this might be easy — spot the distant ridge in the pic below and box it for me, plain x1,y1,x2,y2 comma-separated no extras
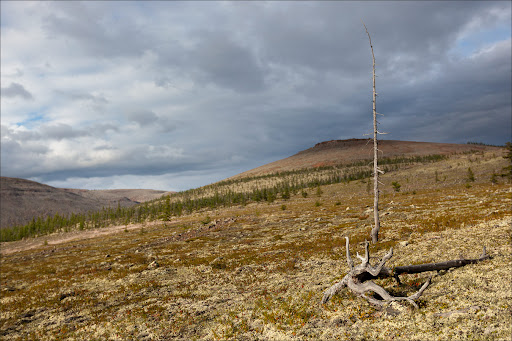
0,177,173,229
234,139,502,178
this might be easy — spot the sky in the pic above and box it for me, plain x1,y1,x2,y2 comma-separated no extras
1,1,511,192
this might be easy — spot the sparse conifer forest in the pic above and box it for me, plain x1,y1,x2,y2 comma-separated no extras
0,154,454,242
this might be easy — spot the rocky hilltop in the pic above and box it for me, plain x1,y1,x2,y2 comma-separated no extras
234,139,502,178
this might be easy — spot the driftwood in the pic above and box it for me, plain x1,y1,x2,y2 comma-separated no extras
322,237,491,308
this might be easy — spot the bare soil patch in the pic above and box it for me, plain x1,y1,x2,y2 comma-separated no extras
0,222,157,256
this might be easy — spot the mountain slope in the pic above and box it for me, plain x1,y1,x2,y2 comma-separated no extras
0,177,170,228
62,188,173,204
234,139,502,178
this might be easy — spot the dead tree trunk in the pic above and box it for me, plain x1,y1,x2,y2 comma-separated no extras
393,248,491,284
362,22,382,244
321,237,491,308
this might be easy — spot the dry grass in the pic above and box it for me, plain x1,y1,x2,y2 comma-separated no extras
1,151,511,340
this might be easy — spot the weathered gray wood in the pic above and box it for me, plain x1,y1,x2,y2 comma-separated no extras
321,240,491,308
393,247,491,283
362,21,381,244
322,238,430,307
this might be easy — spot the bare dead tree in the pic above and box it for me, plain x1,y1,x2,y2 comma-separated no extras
362,22,383,244
321,22,492,311
321,237,491,308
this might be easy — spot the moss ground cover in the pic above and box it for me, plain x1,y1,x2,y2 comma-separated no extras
1,151,511,340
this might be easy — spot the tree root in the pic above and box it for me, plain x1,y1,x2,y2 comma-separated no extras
321,237,491,308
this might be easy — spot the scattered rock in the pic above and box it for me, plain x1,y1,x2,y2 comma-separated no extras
20,310,35,319
148,261,159,269
330,316,349,326
99,262,112,271
399,241,409,247
235,266,249,274
384,305,402,317
59,292,76,301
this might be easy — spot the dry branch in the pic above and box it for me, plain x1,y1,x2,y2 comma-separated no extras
322,238,491,309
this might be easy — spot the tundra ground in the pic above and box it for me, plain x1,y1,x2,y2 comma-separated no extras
1,151,511,340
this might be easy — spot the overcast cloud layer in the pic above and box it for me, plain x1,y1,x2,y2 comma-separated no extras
1,1,511,191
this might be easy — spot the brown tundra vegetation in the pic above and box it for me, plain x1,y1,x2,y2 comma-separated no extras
1,146,511,340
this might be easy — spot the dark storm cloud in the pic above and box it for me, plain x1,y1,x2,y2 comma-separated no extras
125,110,159,127
29,145,210,184
39,123,90,141
189,32,265,92
42,1,151,59
230,2,485,75
0,130,50,179
124,110,176,133
1,82,33,99
377,38,511,144
1,1,510,190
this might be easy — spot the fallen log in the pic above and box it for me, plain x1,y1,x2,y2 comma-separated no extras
393,247,491,284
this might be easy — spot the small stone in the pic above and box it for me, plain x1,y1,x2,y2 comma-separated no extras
148,261,159,269
330,316,348,326
399,241,409,247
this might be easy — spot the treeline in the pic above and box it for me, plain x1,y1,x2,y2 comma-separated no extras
175,154,449,200
467,141,504,147
0,153,450,242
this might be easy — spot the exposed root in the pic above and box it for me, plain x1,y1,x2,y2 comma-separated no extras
322,237,430,307
322,237,491,309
